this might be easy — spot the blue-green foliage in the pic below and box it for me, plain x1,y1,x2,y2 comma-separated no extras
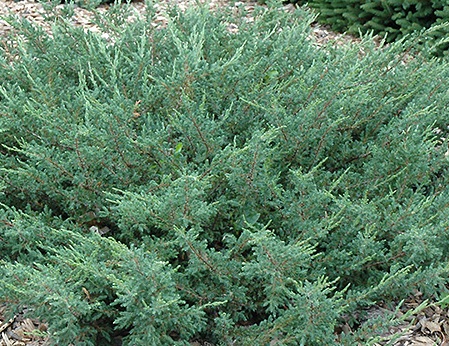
1,2,449,344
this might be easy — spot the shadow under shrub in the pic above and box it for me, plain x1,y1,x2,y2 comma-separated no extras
1,1,449,345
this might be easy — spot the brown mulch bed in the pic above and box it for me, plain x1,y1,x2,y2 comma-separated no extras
0,1,444,345
0,0,362,46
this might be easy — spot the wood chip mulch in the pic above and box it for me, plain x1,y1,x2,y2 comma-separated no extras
0,0,363,46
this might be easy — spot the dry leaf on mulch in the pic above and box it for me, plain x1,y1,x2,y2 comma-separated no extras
0,304,49,346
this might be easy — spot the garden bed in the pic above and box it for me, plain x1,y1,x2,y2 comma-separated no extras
1,1,448,345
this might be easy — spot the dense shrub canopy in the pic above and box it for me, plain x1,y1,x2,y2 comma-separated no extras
1,2,449,345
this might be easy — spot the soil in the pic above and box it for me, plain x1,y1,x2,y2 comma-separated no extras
0,1,445,345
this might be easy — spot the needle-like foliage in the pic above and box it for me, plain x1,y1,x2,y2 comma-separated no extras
1,1,449,345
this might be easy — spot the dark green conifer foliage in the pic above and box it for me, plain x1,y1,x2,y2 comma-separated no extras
294,0,449,56
2,1,449,345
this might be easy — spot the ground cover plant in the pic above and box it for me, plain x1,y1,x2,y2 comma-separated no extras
2,1,449,345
